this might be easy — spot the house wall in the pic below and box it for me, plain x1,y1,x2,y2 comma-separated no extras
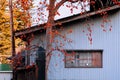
31,10,120,80
29,33,46,65
0,71,12,80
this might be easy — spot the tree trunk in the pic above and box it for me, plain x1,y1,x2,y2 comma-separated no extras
45,0,55,80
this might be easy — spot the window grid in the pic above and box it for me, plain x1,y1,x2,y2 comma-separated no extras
65,50,102,68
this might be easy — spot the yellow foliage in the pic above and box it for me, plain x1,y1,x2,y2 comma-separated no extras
0,0,31,63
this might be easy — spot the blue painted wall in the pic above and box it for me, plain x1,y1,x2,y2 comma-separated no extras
31,10,120,80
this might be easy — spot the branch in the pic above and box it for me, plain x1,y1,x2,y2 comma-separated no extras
54,0,67,12
54,0,81,14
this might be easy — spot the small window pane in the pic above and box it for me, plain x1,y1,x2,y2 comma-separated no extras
65,55,75,67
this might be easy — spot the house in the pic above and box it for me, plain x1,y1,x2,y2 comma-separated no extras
15,4,120,80
0,64,12,80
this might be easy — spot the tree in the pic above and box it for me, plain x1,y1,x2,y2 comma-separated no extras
18,0,88,79
44,0,87,79
14,0,118,80
0,0,31,63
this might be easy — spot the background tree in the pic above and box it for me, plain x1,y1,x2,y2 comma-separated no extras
0,0,31,63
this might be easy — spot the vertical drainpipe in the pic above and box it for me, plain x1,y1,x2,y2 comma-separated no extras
9,0,16,80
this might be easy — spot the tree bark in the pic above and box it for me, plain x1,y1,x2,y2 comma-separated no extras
45,0,55,80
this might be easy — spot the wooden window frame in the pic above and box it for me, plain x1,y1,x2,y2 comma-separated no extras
65,49,103,68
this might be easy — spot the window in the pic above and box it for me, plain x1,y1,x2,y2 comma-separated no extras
65,50,103,68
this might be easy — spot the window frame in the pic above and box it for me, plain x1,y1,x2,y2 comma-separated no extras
64,49,103,68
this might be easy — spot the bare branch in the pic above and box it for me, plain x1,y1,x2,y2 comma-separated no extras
54,0,67,13
54,0,81,14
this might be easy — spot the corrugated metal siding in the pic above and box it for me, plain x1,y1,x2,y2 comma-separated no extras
31,10,120,80
48,10,120,80
0,72,12,80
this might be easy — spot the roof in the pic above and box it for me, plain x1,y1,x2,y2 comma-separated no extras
15,5,120,37
0,64,12,72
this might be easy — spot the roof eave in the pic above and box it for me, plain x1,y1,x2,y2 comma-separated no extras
15,5,120,37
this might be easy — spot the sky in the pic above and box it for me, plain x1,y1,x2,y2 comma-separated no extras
31,0,90,26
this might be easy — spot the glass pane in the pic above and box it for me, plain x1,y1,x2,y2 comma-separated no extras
77,52,92,67
66,55,76,67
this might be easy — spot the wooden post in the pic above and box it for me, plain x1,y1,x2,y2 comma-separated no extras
9,0,15,57
9,0,16,80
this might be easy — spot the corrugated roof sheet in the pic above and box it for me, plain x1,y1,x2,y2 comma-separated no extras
0,64,12,71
